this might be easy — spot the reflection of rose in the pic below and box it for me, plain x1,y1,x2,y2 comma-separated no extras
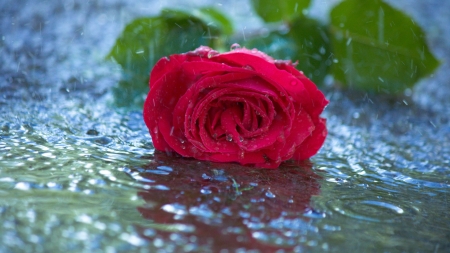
143,45,328,168
135,153,320,250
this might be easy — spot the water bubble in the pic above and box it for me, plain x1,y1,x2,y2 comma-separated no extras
162,203,187,215
200,188,212,194
265,189,276,198
230,43,241,50
86,129,99,135
15,182,30,190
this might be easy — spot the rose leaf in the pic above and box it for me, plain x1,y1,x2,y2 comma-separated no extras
329,0,440,93
250,0,311,23
240,16,331,85
106,8,227,107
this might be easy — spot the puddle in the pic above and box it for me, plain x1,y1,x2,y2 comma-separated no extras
1,0,449,252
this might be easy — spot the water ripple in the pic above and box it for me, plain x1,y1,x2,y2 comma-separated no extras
323,195,419,223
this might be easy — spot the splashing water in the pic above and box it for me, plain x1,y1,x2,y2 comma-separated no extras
0,0,449,252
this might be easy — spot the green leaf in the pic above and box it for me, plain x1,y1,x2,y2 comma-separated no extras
106,8,228,107
251,0,311,23
240,16,331,85
329,0,440,93
192,7,234,35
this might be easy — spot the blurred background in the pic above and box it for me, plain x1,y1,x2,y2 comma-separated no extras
1,0,449,252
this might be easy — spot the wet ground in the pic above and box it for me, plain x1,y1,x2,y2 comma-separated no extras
1,0,449,252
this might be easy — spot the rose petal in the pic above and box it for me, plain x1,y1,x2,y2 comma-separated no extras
275,61,329,117
144,46,328,168
220,47,275,64
292,117,327,160
264,109,315,162
214,52,323,112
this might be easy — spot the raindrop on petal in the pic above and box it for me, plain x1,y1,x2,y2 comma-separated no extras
230,43,241,50
242,65,254,71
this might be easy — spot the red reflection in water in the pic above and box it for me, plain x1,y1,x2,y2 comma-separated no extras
135,152,321,251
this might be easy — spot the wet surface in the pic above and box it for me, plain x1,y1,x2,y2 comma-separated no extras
1,0,450,252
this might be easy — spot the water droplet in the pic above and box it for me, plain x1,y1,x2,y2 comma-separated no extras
226,134,233,142
230,43,241,50
319,47,326,54
156,166,173,172
304,209,326,218
86,129,99,136
207,51,218,59
162,203,187,215
290,80,297,86
265,190,276,198
239,136,244,142
15,182,30,191
346,37,352,46
200,188,212,194
242,65,254,70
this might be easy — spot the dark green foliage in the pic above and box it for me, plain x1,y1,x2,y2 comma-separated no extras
107,8,231,107
329,0,440,93
250,0,311,23
241,16,331,84
107,0,440,107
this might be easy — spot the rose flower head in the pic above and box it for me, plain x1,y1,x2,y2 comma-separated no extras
143,45,328,168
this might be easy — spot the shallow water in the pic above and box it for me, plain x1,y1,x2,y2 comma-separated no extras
1,0,450,252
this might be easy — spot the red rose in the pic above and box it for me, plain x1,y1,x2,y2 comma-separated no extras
143,45,328,168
